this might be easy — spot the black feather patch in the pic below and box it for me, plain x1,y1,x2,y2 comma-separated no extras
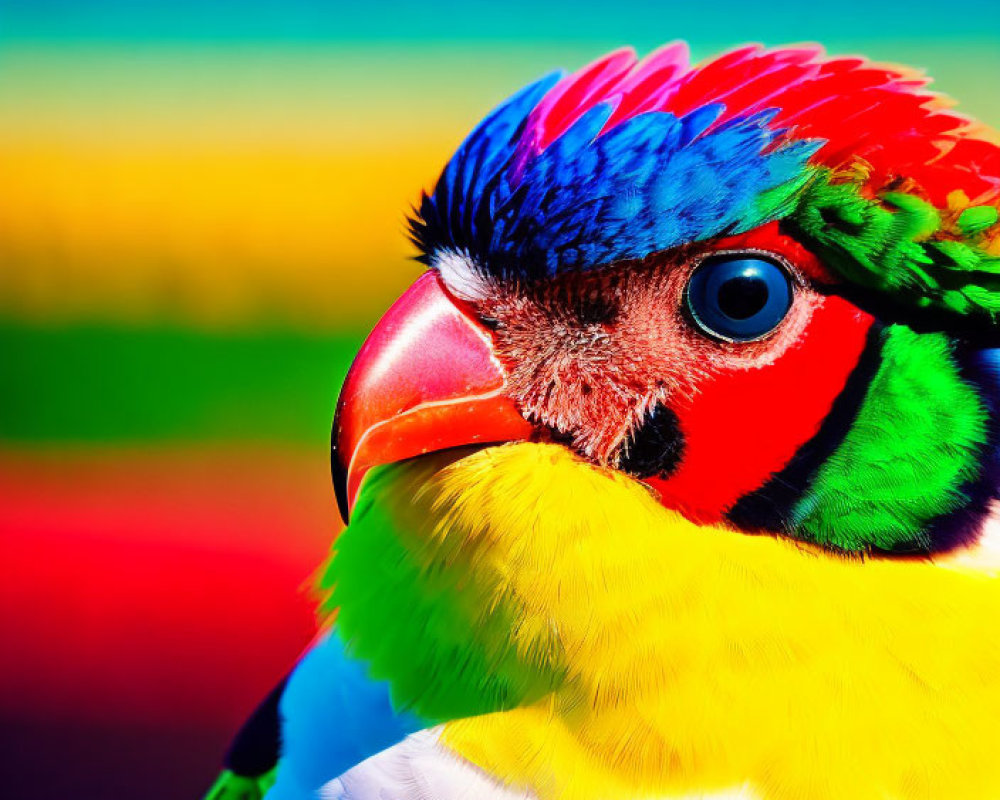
224,675,288,778
619,403,684,480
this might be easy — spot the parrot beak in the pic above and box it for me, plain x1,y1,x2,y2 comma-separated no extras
331,271,533,523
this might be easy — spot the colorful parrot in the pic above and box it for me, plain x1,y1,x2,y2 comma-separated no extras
206,42,1000,800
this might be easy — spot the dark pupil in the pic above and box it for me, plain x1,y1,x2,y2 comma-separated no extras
717,276,769,320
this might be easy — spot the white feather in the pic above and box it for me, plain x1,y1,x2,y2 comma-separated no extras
432,249,491,302
318,727,761,800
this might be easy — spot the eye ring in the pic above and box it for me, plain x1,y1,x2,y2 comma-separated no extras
684,251,795,343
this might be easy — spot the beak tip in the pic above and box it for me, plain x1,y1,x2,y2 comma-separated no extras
331,442,351,526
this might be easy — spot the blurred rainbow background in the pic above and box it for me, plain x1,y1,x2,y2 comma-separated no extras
1,2,998,797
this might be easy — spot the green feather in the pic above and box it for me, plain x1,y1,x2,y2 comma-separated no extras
790,325,987,553
959,205,1000,237
320,459,563,722
752,169,815,224
787,170,1000,324
203,768,275,800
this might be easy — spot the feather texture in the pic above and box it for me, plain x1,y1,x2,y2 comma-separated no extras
410,45,1000,319
323,443,1000,800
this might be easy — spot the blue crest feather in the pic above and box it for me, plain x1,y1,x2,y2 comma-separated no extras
411,80,819,280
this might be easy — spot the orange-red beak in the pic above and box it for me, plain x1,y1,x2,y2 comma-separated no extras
331,271,533,523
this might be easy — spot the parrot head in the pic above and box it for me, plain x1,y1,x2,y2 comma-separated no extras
332,43,1000,557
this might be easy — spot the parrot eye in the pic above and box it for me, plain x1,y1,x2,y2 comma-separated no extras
684,254,794,342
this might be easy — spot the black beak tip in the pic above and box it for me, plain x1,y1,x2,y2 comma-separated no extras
331,439,350,526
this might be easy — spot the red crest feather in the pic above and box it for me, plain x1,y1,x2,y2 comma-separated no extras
521,44,1000,208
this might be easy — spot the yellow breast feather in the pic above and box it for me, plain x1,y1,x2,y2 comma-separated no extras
398,442,1000,800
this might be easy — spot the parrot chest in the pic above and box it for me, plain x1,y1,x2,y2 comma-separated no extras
433,506,1000,800
331,446,1000,800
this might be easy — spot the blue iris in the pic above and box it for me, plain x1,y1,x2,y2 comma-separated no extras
685,255,793,342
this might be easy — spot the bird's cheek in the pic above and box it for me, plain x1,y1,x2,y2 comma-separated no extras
646,295,876,523
331,272,534,523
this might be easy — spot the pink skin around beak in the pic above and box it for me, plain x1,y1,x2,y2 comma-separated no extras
331,271,534,523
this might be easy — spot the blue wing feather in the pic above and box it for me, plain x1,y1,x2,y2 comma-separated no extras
265,631,423,799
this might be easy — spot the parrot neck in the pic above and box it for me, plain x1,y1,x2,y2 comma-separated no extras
732,324,999,554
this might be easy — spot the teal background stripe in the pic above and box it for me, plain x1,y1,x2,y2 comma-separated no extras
3,0,999,44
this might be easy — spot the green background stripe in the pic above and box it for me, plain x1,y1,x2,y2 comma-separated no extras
0,323,359,443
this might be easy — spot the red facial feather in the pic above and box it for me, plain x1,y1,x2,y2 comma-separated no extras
648,295,873,523
474,223,874,523
649,226,872,522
